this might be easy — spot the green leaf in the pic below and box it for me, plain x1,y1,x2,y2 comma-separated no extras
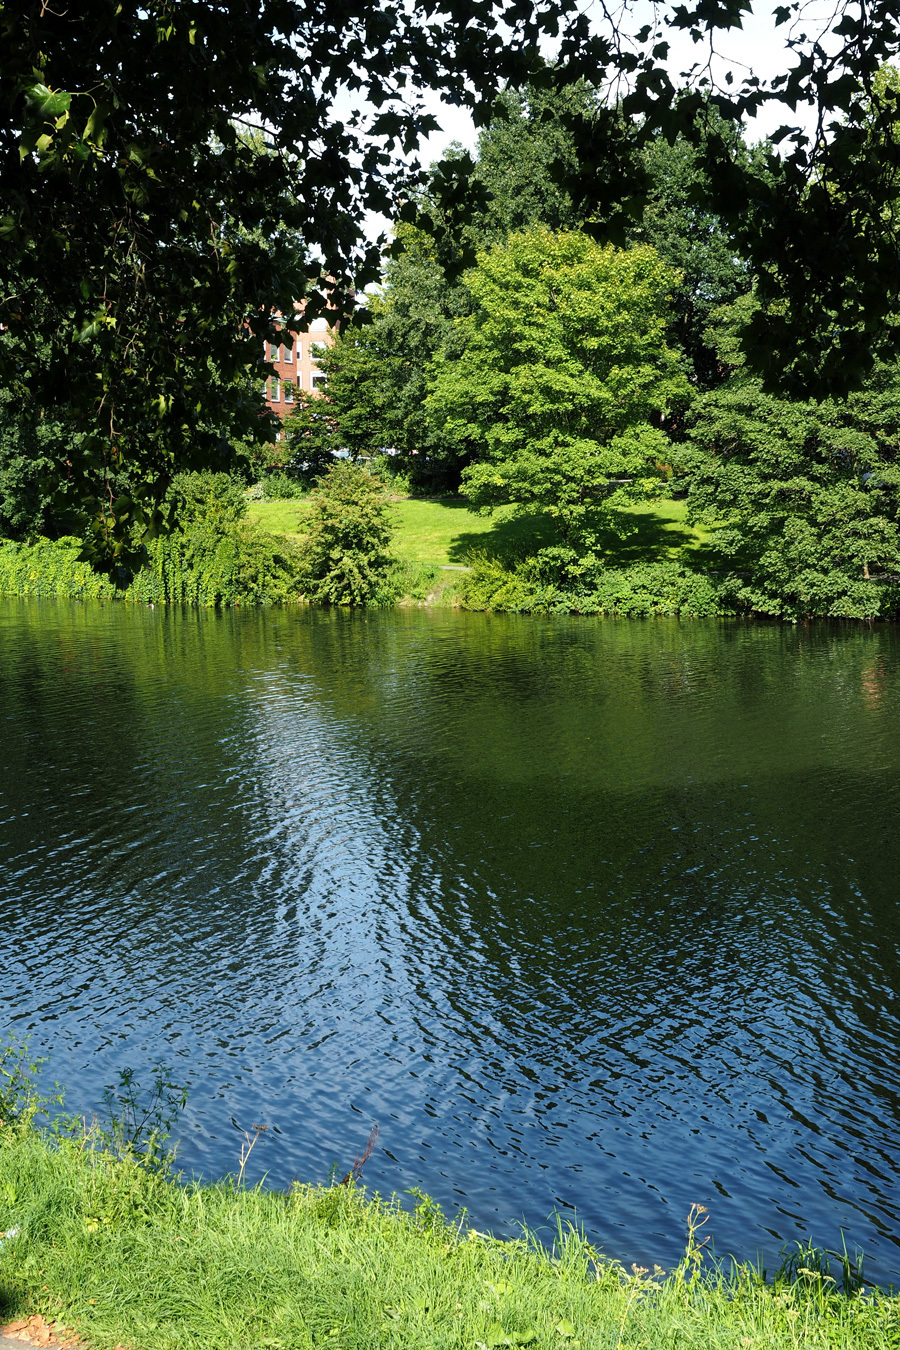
83,103,109,146
24,84,72,119
484,1324,537,1347
555,1319,577,1339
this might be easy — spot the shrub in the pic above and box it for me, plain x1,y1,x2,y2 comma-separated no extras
458,550,564,613
165,471,248,530
370,454,413,496
297,461,396,605
0,537,117,599
126,472,298,605
0,474,302,607
459,553,728,617
591,561,726,617
129,525,300,606
256,471,308,500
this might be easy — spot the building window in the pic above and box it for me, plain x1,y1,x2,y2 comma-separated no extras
294,341,302,362
269,377,281,402
310,371,327,392
283,380,294,403
310,341,328,362
268,341,280,361
283,340,294,363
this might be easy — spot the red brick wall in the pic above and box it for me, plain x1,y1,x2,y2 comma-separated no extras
264,310,336,430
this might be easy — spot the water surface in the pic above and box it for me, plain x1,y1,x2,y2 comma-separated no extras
2,600,899,1281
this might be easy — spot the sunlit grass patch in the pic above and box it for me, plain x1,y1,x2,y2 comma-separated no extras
0,1131,896,1350
248,494,718,572
246,497,312,539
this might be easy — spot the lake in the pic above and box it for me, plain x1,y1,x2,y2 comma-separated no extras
2,599,900,1283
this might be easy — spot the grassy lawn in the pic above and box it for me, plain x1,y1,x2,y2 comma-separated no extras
248,498,311,540
249,495,718,569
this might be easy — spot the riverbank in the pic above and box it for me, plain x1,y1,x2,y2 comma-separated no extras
0,487,895,618
0,1125,895,1350
249,494,729,615
0,493,728,615
247,493,713,571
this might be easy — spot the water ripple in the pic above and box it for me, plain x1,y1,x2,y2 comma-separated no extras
2,602,900,1280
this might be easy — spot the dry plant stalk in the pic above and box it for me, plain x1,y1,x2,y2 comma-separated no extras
340,1124,380,1185
233,1121,268,1189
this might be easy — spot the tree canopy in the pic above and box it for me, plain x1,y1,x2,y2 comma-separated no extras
427,228,689,551
314,90,753,494
5,0,900,558
679,300,900,619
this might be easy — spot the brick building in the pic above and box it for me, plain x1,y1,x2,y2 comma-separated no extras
264,307,337,431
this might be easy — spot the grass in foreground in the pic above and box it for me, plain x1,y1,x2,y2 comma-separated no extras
0,1126,897,1350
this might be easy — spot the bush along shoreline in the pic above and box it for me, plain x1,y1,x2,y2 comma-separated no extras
0,1047,896,1350
0,469,304,608
0,528,303,609
0,468,447,611
456,554,729,618
0,534,704,614
6,529,897,619
3,466,900,618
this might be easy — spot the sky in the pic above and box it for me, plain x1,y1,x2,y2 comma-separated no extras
415,0,835,165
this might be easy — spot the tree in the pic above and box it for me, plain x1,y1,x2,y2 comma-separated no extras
0,388,77,538
426,228,690,558
283,392,344,487
681,301,900,618
5,0,900,564
317,87,597,489
322,91,753,482
297,460,396,604
470,85,593,240
409,84,603,276
632,123,756,387
401,39,900,399
318,225,474,491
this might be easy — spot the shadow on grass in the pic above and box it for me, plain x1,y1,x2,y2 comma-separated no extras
592,509,725,567
445,499,724,569
0,1282,20,1324
446,508,558,565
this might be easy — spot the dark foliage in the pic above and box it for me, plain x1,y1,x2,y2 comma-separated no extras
681,303,900,618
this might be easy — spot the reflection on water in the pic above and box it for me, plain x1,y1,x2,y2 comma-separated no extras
2,600,900,1280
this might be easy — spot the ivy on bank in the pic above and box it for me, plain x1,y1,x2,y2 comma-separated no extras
0,530,301,608
0,469,406,609
0,536,118,601
0,473,301,607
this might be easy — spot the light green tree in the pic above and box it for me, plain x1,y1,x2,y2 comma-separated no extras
426,228,690,565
